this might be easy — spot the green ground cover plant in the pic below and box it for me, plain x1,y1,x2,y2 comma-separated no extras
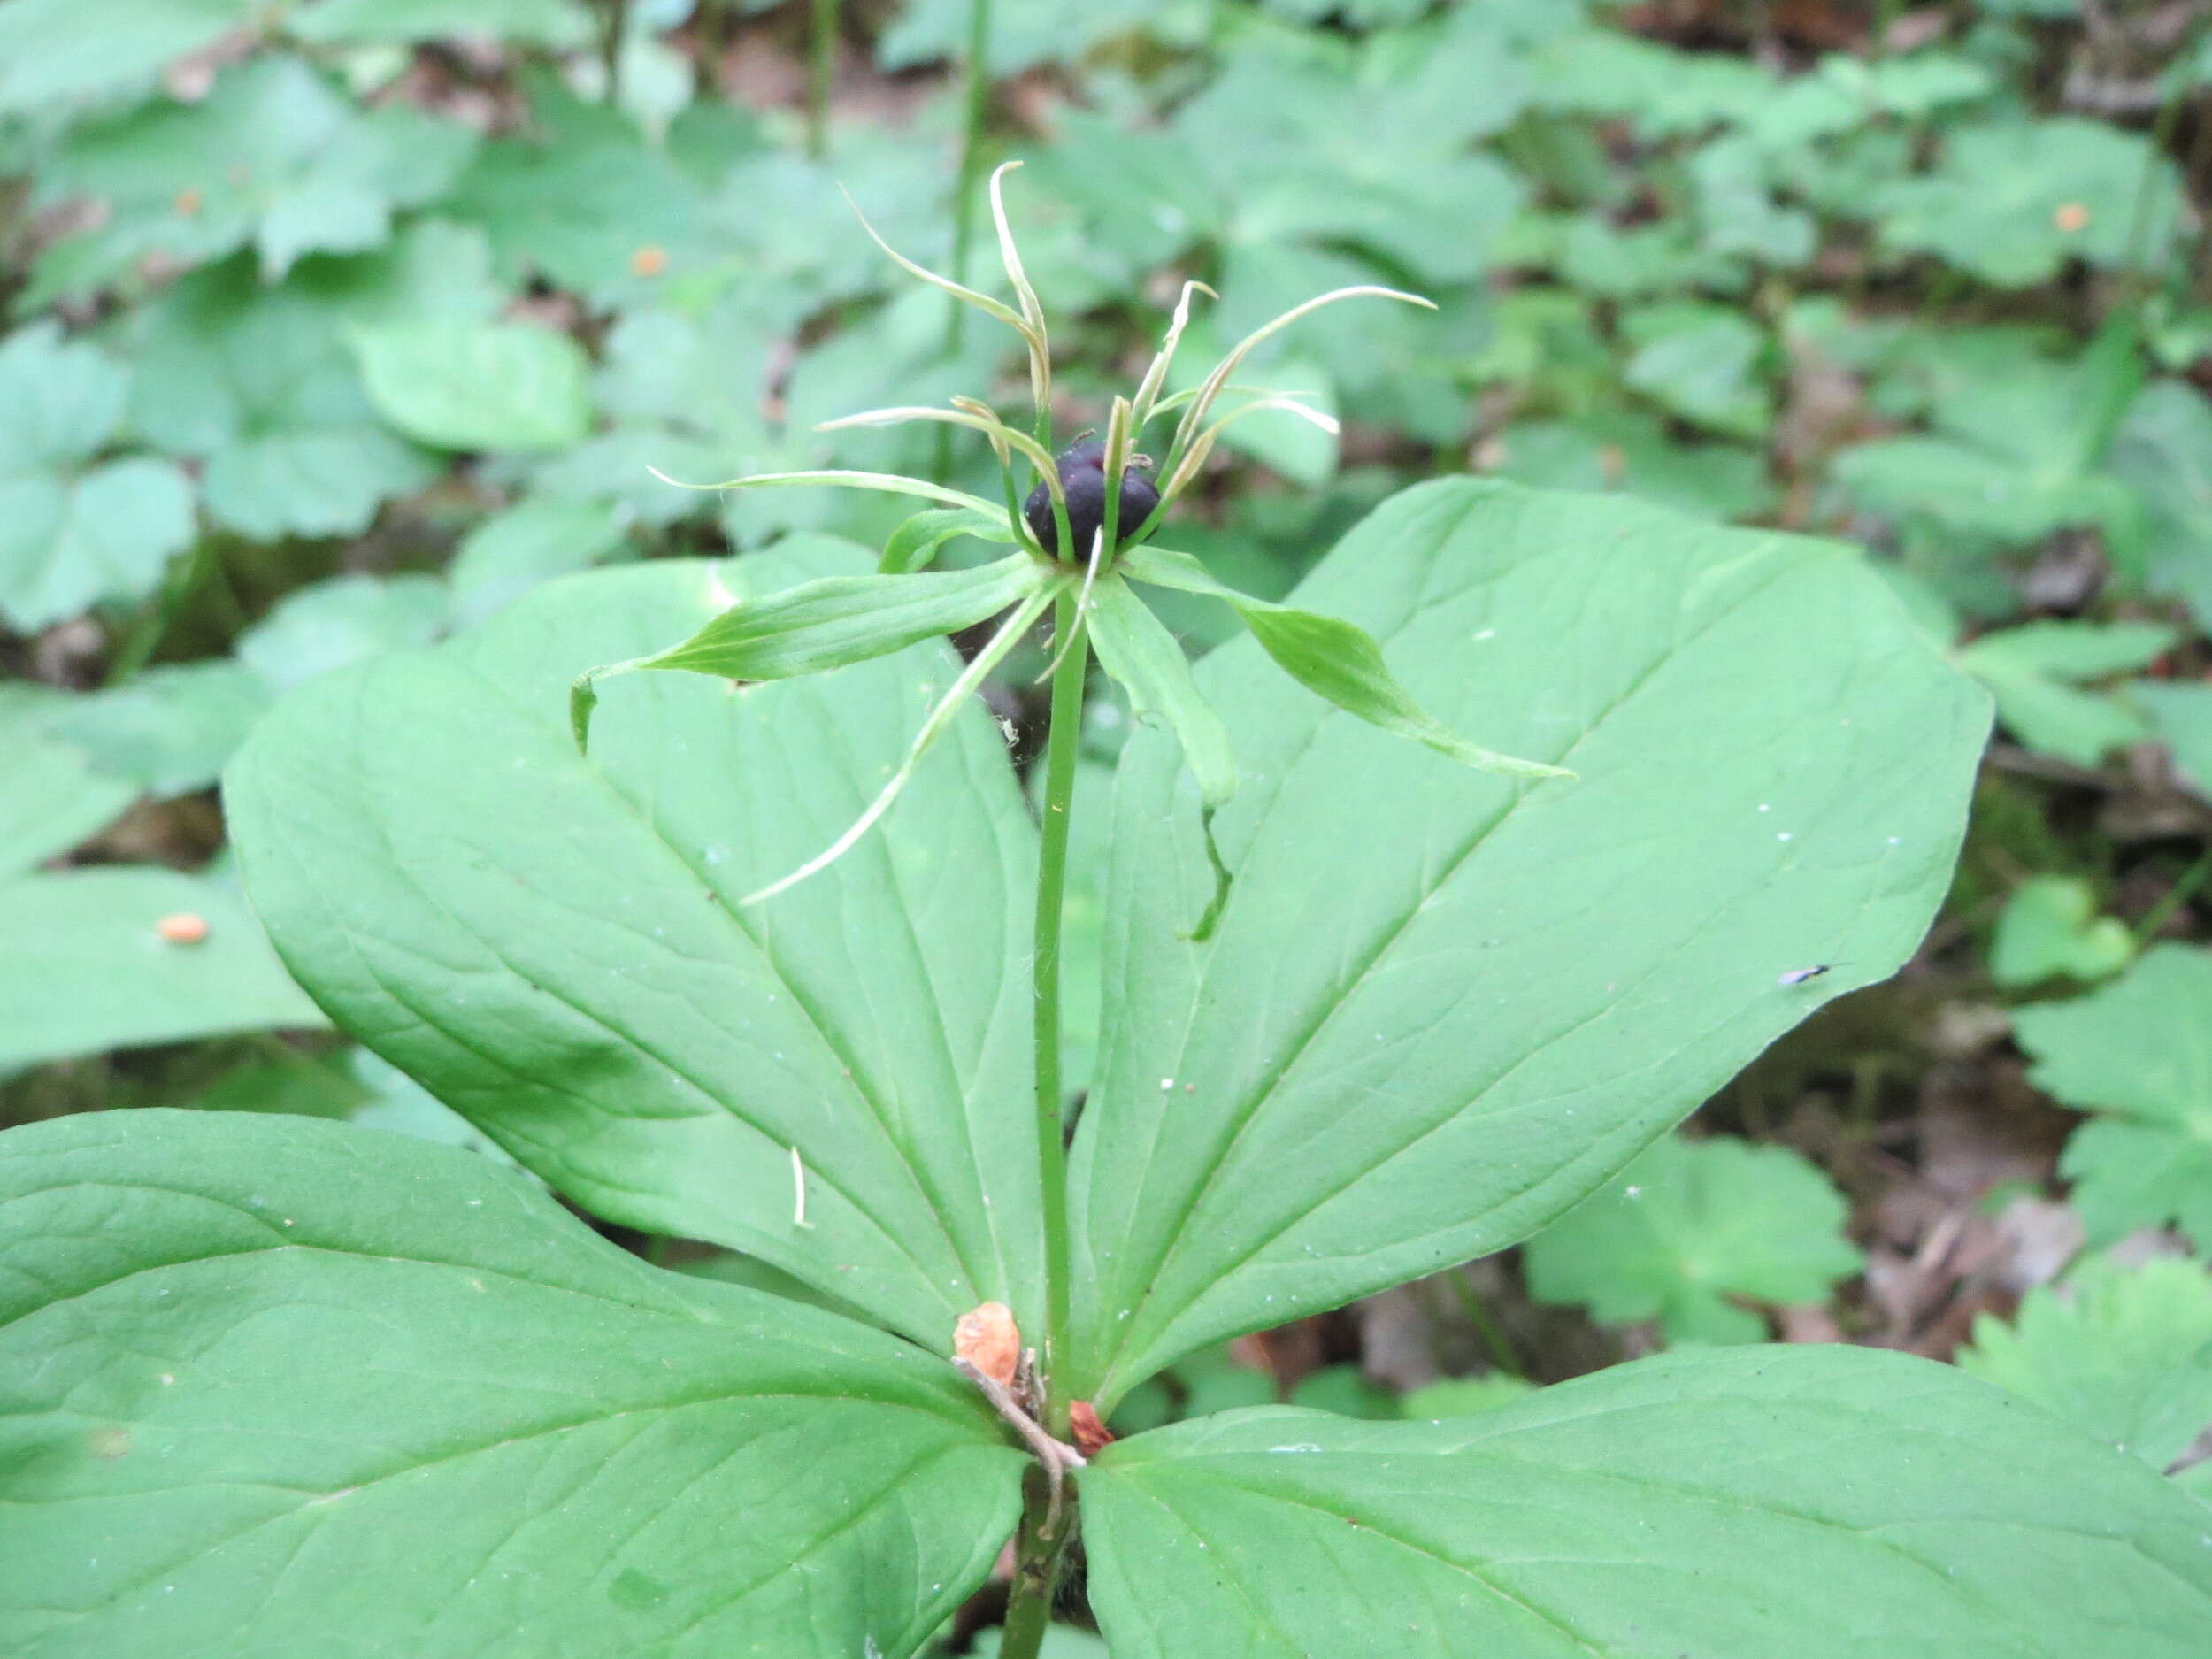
5,2,2212,1652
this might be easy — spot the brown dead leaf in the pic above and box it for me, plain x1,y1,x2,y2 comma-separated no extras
953,1301,1020,1387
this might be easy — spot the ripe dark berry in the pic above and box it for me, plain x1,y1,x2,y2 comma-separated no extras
1024,442,1160,557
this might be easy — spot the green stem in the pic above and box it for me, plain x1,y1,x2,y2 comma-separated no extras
598,0,629,104
105,538,212,685
1032,588,1087,1434
998,1467,1078,1659
2133,847,2212,945
930,0,995,483
807,0,836,160
1442,1267,1524,1379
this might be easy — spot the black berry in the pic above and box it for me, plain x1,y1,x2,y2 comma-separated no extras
1025,442,1160,557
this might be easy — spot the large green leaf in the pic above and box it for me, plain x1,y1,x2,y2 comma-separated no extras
0,1110,1022,1658
1066,480,1985,1403
0,868,323,1073
225,538,1045,1353
1082,1344,2212,1658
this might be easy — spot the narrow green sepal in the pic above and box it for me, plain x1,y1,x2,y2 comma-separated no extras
1086,576,1237,810
638,555,1047,683
1121,544,1575,784
881,505,1016,574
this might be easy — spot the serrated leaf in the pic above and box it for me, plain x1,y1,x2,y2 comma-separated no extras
0,325,196,631
127,257,439,540
0,1110,1022,1658
1086,577,1238,810
1524,1133,1862,1344
1067,480,1985,1405
350,318,593,453
1990,874,2135,988
1959,1252,2212,1473
225,538,1046,1354
0,868,323,1073
30,56,475,296
1084,1345,2212,1658
2015,944,2212,1253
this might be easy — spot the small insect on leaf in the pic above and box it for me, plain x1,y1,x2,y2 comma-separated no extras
154,912,211,945
953,1301,1021,1387
1778,964,1832,987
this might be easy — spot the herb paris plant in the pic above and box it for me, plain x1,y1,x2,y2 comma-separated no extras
5,177,2212,1659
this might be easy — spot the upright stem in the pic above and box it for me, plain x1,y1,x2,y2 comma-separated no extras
931,0,995,483
1032,588,1087,1436
807,0,836,160
998,1466,1078,1659
598,0,629,103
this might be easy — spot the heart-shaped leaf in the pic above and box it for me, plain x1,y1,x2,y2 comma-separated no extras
225,537,1045,1352
1066,480,1986,1403
1082,1344,2212,1658
0,1110,1021,1658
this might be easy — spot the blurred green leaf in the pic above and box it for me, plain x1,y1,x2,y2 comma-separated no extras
44,660,272,797
31,57,474,299
1958,1252,2212,1474
0,868,323,1073
350,319,594,453
1956,621,2174,766
2111,381,2212,631
1621,303,1775,441
1525,1133,1863,1344
127,258,439,539
0,324,195,631
1399,1373,1536,1418
2136,680,2212,801
1288,1363,1399,1420
449,497,632,624
1878,119,2184,287
235,572,451,692
0,0,250,115
289,0,591,47
1990,874,2134,989
0,688,137,878
2015,945,2212,1253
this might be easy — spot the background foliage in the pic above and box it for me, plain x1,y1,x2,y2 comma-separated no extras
4,0,2212,1635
